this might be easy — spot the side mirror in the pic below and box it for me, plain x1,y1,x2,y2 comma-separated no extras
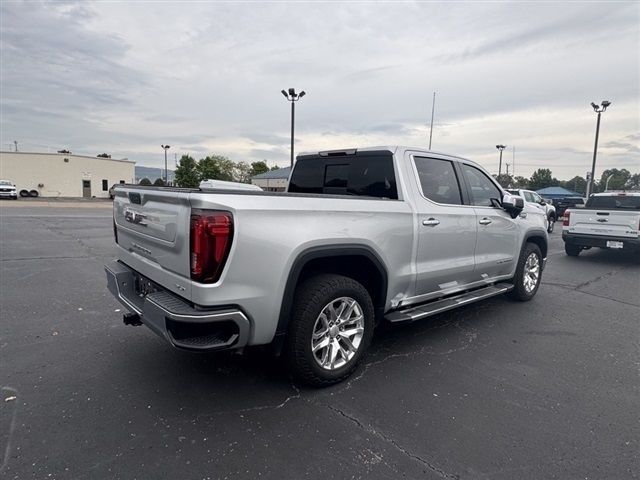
502,193,524,218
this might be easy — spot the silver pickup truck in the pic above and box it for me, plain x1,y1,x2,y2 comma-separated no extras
105,146,548,385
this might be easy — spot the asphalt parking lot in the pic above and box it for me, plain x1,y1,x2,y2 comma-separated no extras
1,201,638,479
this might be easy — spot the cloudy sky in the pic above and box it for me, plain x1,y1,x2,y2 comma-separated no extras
1,1,638,179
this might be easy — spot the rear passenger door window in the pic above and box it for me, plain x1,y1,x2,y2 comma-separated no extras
413,157,462,205
460,164,502,207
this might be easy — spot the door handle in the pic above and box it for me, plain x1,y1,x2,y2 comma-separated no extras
422,218,440,226
479,218,492,225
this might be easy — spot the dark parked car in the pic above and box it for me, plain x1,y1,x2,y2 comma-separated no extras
552,197,585,217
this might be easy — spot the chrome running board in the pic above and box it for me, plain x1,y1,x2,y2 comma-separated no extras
385,283,513,323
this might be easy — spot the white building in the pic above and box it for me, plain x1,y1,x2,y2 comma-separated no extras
250,167,291,192
0,151,135,198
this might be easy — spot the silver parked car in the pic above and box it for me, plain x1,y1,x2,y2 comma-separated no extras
106,146,548,386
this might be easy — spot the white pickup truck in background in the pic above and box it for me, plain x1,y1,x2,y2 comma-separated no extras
562,191,640,258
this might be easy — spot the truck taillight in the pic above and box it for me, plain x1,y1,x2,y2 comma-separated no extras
190,209,233,283
563,211,570,226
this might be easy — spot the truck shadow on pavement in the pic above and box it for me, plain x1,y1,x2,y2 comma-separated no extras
112,297,505,414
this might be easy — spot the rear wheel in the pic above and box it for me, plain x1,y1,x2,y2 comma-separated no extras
285,274,374,387
565,243,581,257
508,243,543,301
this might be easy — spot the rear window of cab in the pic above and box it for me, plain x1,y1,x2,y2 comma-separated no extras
289,151,398,199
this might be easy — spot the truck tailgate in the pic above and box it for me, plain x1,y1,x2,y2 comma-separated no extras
567,210,639,238
114,187,193,296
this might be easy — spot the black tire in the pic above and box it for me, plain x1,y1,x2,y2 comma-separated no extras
508,242,543,302
29,190,39,197
547,215,555,233
285,274,374,387
19,190,29,197
565,243,581,257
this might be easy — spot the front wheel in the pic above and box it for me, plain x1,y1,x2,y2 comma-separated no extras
547,215,555,233
285,274,374,387
508,243,543,302
565,243,581,257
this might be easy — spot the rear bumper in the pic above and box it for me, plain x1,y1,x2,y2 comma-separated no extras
562,232,640,250
105,261,251,351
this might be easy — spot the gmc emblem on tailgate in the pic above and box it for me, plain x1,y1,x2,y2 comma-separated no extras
124,208,147,226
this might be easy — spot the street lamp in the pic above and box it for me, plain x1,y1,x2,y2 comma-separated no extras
587,100,611,197
604,173,614,192
496,144,507,176
281,88,306,168
161,144,171,184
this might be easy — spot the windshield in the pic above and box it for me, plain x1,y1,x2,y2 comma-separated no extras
586,195,640,210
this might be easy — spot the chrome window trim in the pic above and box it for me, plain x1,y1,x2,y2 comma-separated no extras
408,153,467,208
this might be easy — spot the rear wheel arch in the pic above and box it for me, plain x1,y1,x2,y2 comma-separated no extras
276,245,388,336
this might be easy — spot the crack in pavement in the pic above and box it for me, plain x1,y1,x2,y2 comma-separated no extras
334,321,479,393
319,402,460,480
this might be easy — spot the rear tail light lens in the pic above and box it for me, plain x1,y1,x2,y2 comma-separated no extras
563,211,570,226
190,209,234,283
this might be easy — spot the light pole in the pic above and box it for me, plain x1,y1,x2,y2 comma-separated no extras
587,100,611,197
161,144,170,184
496,144,506,177
428,91,436,150
604,174,614,192
281,88,306,168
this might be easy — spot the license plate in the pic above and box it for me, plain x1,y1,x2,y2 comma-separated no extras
606,241,624,249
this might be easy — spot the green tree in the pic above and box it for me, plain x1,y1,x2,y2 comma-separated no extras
627,173,640,190
598,168,631,192
528,168,555,191
270,165,282,171
153,178,166,186
216,156,237,182
495,173,513,188
235,161,252,183
563,175,587,195
513,176,529,188
174,155,200,188
139,178,152,186
197,155,236,182
250,161,270,178
197,156,222,181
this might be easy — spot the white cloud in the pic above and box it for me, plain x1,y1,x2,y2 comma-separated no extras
1,1,638,179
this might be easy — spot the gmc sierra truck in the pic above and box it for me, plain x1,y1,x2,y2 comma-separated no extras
105,147,548,386
562,191,640,257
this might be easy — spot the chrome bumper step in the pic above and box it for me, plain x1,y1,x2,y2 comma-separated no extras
385,283,513,323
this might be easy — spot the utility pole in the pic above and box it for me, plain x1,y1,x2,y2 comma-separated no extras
587,100,611,197
428,91,436,150
505,163,510,177
496,144,506,176
281,88,306,168
13,140,18,152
